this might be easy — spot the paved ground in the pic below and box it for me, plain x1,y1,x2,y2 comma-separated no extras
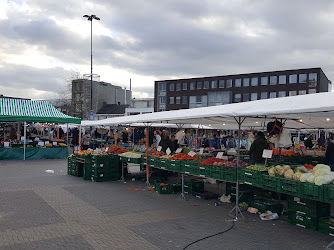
0,159,332,249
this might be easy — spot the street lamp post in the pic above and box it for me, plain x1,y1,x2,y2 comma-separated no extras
83,14,100,120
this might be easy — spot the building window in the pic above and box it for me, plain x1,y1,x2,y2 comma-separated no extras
251,93,257,101
182,96,187,104
261,76,268,86
289,90,297,96
158,82,167,111
278,91,286,97
176,83,181,91
169,83,175,91
260,92,268,99
299,90,307,95
208,92,232,106
211,80,217,88
289,74,297,84
279,75,286,84
204,81,209,89
299,74,307,83
270,76,277,85
189,95,208,108
243,93,249,102
234,93,241,103
235,79,241,87
197,82,202,89
251,77,258,86
219,80,224,88
243,78,250,87
309,73,317,87
169,97,174,104
176,96,181,104
183,82,187,90
226,79,232,88
190,82,195,90
269,92,277,98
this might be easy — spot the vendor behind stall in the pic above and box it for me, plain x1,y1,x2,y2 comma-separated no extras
249,131,269,163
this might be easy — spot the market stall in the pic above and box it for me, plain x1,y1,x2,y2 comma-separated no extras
0,98,81,160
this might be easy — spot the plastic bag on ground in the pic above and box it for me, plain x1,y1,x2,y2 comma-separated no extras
260,211,279,220
45,170,54,174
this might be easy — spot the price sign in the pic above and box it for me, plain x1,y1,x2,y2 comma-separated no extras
53,142,57,146
105,147,109,152
176,148,182,153
199,148,204,155
166,148,171,155
45,141,49,145
4,142,9,148
188,151,196,157
38,141,45,147
216,152,224,159
262,149,273,159
157,146,162,152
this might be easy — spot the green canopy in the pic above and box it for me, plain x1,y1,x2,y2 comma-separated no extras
0,98,81,124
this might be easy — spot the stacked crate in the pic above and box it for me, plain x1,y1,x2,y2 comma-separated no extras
226,183,254,203
91,155,120,182
67,155,83,177
183,180,204,195
287,196,330,231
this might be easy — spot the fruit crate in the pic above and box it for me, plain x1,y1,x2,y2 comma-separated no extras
155,183,174,194
238,167,263,187
301,182,323,201
183,162,198,175
184,180,204,195
280,178,301,196
288,211,318,231
261,175,282,192
222,166,237,182
158,158,167,169
198,165,211,178
322,184,334,203
248,199,284,215
318,217,334,236
210,165,223,180
147,156,155,167
166,159,181,172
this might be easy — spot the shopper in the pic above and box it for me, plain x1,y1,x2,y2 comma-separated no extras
82,131,91,150
326,134,334,171
249,131,270,163
71,127,79,153
170,134,179,153
305,134,314,149
159,130,172,153
155,130,161,148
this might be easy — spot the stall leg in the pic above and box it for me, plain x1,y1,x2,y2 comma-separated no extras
120,162,125,182
144,126,151,189
23,121,26,160
179,173,186,200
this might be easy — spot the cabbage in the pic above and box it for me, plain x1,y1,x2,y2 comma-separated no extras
313,164,331,172
315,175,334,186
314,169,331,177
300,173,313,182
307,175,315,183
293,171,303,181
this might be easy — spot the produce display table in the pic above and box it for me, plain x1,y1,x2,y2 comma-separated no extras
0,147,68,160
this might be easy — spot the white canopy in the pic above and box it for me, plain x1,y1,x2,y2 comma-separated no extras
81,92,334,129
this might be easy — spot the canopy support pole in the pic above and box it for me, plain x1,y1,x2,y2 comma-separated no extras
144,126,151,188
179,173,186,200
229,117,246,222
18,122,20,140
66,123,69,154
57,123,59,139
23,121,26,161
42,124,44,137
78,125,81,153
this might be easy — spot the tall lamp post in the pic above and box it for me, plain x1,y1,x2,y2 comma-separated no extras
83,14,100,120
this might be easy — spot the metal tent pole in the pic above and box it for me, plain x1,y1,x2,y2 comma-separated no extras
67,123,69,154
144,125,151,189
179,173,186,200
23,121,26,160
228,117,245,221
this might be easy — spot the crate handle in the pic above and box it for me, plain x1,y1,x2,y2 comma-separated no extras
199,167,205,169
330,233,334,236
245,173,253,176
296,201,306,206
296,211,306,215
185,171,190,174
330,226,334,230
245,182,253,185
296,224,305,228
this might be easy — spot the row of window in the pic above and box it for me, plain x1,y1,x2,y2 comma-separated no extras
168,89,317,106
168,73,318,91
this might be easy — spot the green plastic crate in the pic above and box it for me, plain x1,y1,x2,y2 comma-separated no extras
288,200,330,218
155,183,174,194
288,211,318,231
319,217,334,236
222,166,237,182
183,162,199,175
184,180,204,195
209,165,223,180
280,178,301,196
238,167,263,187
198,165,211,178
301,182,323,201
261,175,282,192
167,159,181,172
323,184,334,203
248,199,284,215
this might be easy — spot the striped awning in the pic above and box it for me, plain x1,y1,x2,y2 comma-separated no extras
0,98,81,124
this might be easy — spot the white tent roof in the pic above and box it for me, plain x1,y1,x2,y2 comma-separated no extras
81,92,334,129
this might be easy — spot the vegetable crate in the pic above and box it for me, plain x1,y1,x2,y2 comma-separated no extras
166,159,181,172
288,197,330,218
210,165,223,180
198,165,211,178
301,182,323,201
248,199,284,215
288,211,318,231
261,175,282,192
318,217,334,236
155,183,174,194
222,167,237,182
183,162,199,176
120,156,142,164
158,159,167,170
280,178,302,196
184,180,204,195
238,167,262,187
147,157,156,167
322,184,334,203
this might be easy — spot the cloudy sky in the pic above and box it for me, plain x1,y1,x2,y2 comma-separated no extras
1,0,334,100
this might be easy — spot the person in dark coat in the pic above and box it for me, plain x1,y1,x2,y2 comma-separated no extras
159,131,172,153
71,128,79,153
249,131,269,163
122,130,128,143
170,134,179,153
326,135,334,171
305,134,314,149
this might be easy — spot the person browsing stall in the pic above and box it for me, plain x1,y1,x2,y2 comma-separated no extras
249,131,270,163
